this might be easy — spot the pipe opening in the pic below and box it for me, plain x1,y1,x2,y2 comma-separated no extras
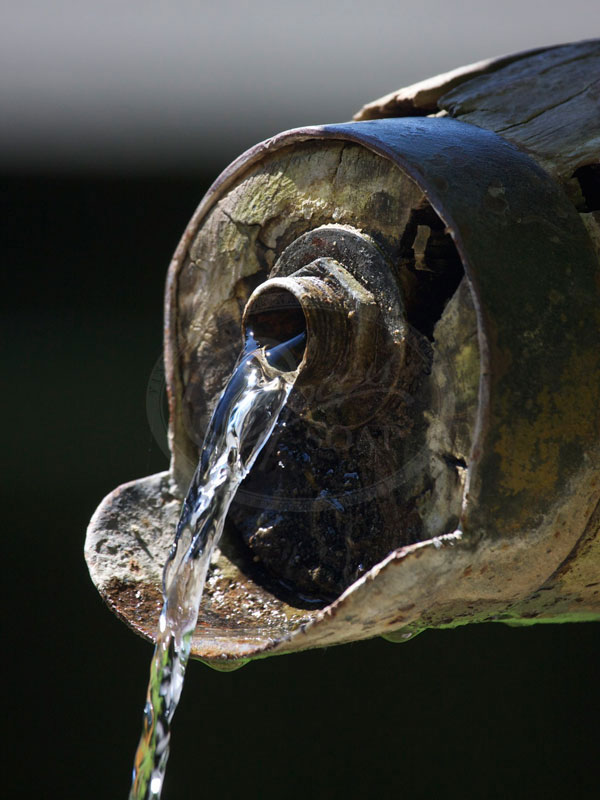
244,287,307,371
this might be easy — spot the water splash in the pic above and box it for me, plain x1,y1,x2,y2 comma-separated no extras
129,330,305,799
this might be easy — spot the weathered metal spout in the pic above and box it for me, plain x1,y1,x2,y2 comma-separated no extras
244,260,373,382
241,247,412,429
86,41,600,669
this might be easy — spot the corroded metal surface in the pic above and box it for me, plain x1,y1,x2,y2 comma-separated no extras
355,40,600,187
308,117,600,543
86,113,599,668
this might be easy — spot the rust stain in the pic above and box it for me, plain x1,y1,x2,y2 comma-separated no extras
494,347,599,497
104,578,163,641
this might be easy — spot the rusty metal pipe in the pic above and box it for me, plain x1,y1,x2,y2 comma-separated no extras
241,258,388,405
86,43,600,668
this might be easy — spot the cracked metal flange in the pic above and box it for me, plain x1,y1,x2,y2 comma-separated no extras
86,116,599,669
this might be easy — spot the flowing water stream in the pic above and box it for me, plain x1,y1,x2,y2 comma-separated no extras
128,329,306,800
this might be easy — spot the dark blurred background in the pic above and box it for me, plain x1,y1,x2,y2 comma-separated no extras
3,2,599,798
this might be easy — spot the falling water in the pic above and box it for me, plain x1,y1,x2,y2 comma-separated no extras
128,329,306,800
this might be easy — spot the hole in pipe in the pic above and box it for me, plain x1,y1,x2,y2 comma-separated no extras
245,288,307,371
